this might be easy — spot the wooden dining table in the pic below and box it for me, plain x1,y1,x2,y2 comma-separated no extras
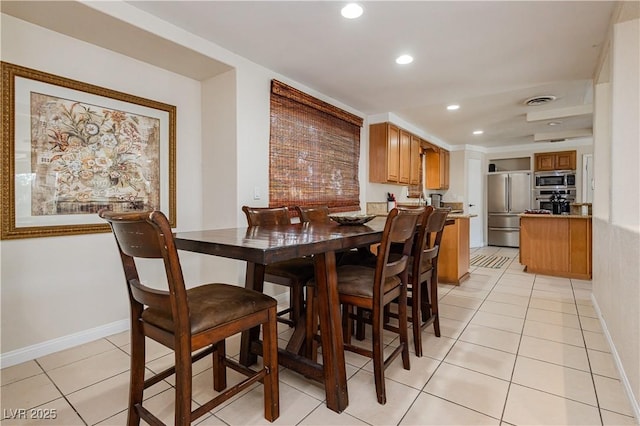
174,217,387,413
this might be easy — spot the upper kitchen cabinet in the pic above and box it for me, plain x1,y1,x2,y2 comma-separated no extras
409,135,421,185
425,147,450,190
369,122,420,185
534,150,577,171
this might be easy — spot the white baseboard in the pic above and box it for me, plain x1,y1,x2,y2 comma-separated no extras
591,294,640,420
1,292,291,370
0,319,129,369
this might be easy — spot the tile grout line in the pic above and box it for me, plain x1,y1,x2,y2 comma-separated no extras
498,264,542,425
399,254,515,424
33,358,90,426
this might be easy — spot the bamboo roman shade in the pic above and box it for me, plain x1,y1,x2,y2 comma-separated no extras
269,80,363,213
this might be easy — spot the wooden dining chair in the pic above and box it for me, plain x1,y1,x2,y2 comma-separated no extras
384,207,450,355
99,210,279,425
309,207,423,404
242,206,315,327
414,207,450,342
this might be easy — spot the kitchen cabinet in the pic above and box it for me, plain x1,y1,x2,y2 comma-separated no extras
438,216,470,285
369,123,399,182
399,129,411,184
369,122,420,185
519,214,591,279
409,135,421,185
425,147,450,190
534,150,577,171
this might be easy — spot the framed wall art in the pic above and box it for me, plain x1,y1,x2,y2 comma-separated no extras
1,62,176,239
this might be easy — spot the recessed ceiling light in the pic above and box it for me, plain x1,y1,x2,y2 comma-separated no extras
447,104,460,111
395,54,413,65
341,3,363,19
473,130,484,135
548,121,562,126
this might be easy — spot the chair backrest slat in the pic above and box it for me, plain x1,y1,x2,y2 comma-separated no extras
375,208,424,295
295,205,331,224
242,206,292,226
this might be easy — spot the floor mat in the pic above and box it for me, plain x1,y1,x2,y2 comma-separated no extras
470,255,511,269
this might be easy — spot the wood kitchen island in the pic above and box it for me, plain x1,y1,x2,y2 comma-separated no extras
439,214,471,285
519,214,592,279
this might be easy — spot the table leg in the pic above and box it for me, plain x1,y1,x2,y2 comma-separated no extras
240,262,265,366
314,251,349,412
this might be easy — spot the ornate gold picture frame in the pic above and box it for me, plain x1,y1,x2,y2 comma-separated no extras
1,62,176,239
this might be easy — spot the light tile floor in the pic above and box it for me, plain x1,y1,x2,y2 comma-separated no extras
1,247,638,425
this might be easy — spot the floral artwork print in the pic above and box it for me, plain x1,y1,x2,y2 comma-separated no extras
30,92,160,215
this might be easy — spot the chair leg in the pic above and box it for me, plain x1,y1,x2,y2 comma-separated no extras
420,279,431,322
262,307,280,422
213,340,226,392
305,287,318,361
291,285,304,326
398,284,411,370
430,277,440,337
355,307,366,340
371,305,386,405
174,346,193,425
127,325,145,426
411,280,423,357
342,304,353,345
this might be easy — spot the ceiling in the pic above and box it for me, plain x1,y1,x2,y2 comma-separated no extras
4,1,617,149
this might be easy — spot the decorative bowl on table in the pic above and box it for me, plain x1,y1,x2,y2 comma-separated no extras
329,214,377,226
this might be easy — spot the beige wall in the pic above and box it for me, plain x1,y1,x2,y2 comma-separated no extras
592,5,640,416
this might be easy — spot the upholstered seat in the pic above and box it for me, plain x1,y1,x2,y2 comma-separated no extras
333,266,402,298
141,284,276,335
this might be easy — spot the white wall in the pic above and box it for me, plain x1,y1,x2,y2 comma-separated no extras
592,13,640,416
0,9,369,364
0,14,203,356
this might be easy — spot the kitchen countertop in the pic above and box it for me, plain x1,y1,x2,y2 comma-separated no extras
366,202,476,218
520,213,592,219
448,213,477,219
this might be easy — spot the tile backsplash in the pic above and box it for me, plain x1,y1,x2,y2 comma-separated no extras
366,202,388,215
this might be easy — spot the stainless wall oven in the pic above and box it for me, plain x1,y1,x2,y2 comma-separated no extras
535,170,576,189
535,189,576,214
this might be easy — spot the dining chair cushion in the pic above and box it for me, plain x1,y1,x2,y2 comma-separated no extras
142,284,276,335
314,265,401,298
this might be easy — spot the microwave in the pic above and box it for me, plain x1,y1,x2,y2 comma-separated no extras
535,170,576,189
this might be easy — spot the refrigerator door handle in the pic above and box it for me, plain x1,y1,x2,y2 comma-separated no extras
507,175,511,212
505,176,510,212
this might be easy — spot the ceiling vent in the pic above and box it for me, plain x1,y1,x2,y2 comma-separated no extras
524,95,557,106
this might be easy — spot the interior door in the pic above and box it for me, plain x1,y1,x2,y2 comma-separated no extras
467,158,483,247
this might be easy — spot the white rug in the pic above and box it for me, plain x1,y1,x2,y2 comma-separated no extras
470,255,511,269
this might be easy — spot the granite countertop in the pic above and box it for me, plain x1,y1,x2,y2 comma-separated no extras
366,202,476,219
448,213,477,219
520,213,592,219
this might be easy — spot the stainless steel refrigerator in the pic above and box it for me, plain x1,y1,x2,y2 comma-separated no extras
488,172,531,247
